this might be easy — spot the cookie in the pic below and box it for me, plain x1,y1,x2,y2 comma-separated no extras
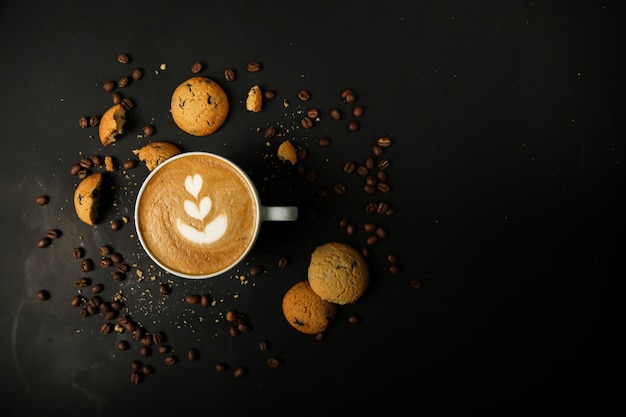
170,76,229,136
307,242,369,305
246,85,262,112
282,280,337,334
132,141,182,171
98,103,126,146
277,140,297,165
73,172,104,226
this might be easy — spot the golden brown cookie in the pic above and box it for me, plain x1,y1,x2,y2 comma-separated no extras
98,103,126,146
282,280,337,334
277,140,297,165
132,141,182,171
170,76,229,136
307,242,369,305
246,85,262,112
73,172,104,226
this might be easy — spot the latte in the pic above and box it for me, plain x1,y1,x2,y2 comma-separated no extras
135,153,259,278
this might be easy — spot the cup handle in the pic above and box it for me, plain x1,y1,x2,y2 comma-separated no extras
261,206,298,221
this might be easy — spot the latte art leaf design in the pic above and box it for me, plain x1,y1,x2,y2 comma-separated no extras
176,173,228,244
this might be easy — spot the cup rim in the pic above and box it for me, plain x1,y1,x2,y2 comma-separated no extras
134,151,262,279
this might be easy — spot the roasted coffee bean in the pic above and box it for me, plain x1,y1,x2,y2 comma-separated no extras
111,91,122,104
110,219,122,230
131,68,143,80
89,115,100,127
76,277,91,287
352,104,364,117
372,145,383,156
237,322,252,333
378,158,391,171
158,344,171,354
123,159,138,170
91,155,104,166
410,279,422,289
71,295,84,307
37,289,50,301
346,223,356,236
365,157,375,170
377,201,389,214
72,247,84,259
297,90,311,101
185,294,201,305
140,346,152,357
318,137,331,147
35,195,50,205
89,295,103,307
300,116,313,129
37,237,52,248
385,206,397,216
347,120,359,131
366,175,377,186
117,340,130,351
134,328,145,340
86,304,99,315
117,53,130,64
215,362,228,372
365,202,378,214
130,371,141,384
47,229,61,239
357,166,369,176
364,184,376,194
259,340,270,351
117,76,129,88
117,315,130,325
233,367,247,378
307,108,319,118
77,169,88,179
315,332,326,342
112,271,126,281
249,265,264,276
377,183,391,193
78,116,89,128
343,90,356,104
389,264,401,275
201,294,212,307
224,68,235,81
229,326,240,337
377,137,392,147
79,157,93,169
116,263,130,273
361,247,371,258
187,348,199,362
377,170,388,182
387,253,399,263
297,147,307,160
164,355,177,366
158,283,171,295
330,108,341,120
376,227,388,239
143,124,155,136
103,81,116,92
120,97,134,110
341,88,354,100
98,245,111,256
334,183,347,195
190,61,203,73
366,235,380,245
343,161,356,174
263,126,277,139
101,323,112,335
100,301,112,312
246,61,261,72
131,360,143,371
267,357,281,368
339,217,349,228
92,283,104,294
100,257,113,268
79,308,90,318
143,364,155,375
81,259,94,272
104,310,118,320
111,300,124,310
364,222,377,232
277,257,289,268
306,170,317,183
69,163,81,175
152,331,166,345
348,315,360,325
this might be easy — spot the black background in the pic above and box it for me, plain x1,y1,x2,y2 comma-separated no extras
1,1,623,415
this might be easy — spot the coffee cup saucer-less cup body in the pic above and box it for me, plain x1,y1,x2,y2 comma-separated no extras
134,152,297,279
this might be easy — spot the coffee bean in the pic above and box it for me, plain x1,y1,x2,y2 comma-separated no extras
117,53,130,64
339,217,349,228
80,259,94,272
366,235,379,245
364,184,376,194
47,229,61,239
361,247,371,258
71,295,84,307
37,237,52,248
134,328,145,340
79,307,90,318
37,289,50,301
341,88,354,100
366,175,377,186
89,115,100,127
352,104,364,117
79,157,93,169
35,195,50,206
315,332,326,342
389,264,401,275
297,147,308,160
102,81,116,92
110,219,122,230
377,183,391,193
306,170,317,183
330,108,341,120
117,76,129,88
377,201,389,214
91,155,104,166
92,283,104,294
130,371,141,384
111,92,122,104
104,310,118,321
69,163,81,175
215,362,228,372
365,157,375,170
300,116,313,129
71,248,83,259
343,91,356,104
372,145,383,156
378,158,391,170
318,137,331,147
385,207,398,216
357,166,369,176
120,97,134,110
343,161,355,174
100,257,113,268
267,357,281,368
185,294,201,305
237,322,252,333
334,183,346,195
229,326,239,337
143,364,155,375
190,61,203,73
259,340,270,351
112,272,126,281
347,120,359,131
143,124,155,136
377,170,388,182
77,169,88,179
164,355,177,365
140,346,152,357
131,360,143,371
297,90,311,101
233,367,247,378
277,257,289,268
187,348,199,362
123,159,138,170
118,340,130,351
224,68,235,81
140,334,154,347
101,323,112,335
246,61,261,72
111,300,125,311
410,279,422,289
377,137,392,147
131,68,143,80
78,116,88,128
263,126,277,139
152,331,166,345
201,294,212,307
307,108,319,118
158,344,171,354
364,222,377,232
76,277,91,287
346,223,356,236
376,227,388,239
116,263,130,273
158,283,171,295
348,315,360,325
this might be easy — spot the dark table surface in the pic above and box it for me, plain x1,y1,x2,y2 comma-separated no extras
1,1,624,415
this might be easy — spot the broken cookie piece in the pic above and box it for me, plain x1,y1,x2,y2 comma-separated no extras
132,141,182,171
277,140,297,165
73,172,104,226
246,85,262,112
98,103,126,146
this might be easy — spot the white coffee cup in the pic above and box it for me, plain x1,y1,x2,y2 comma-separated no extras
134,152,297,279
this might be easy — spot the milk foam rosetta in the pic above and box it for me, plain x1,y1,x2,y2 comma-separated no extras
136,154,258,277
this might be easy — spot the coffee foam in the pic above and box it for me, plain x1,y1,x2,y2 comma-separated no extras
136,154,258,277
